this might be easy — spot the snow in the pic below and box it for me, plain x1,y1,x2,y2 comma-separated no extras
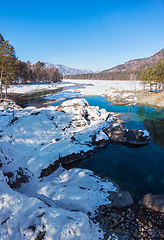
96,131,109,142
63,79,144,98
6,82,73,94
0,97,120,239
0,98,114,177
44,89,82,101
0,80,149,239
141,129,150,137
0,170,104,240
4,80,144,104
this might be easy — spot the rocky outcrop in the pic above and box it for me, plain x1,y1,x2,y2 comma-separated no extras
40,150,94,177
4,167,30,189
98,190,133,211
105,123,150,145
108,191,133,208
139,194,164,212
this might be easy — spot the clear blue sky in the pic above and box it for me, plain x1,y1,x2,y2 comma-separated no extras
0,0,164,71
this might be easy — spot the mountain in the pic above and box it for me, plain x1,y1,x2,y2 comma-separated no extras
45,62,94,76
102,48,164,73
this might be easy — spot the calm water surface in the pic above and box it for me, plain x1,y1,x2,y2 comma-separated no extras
73,96,164,200
17,93,164,200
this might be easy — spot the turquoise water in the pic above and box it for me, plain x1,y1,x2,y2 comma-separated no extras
72,96,164,200
17,93,164,200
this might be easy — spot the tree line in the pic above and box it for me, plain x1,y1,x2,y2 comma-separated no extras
140,59,164,91
0,34,63,99
65,60,164,93
65,70,142,81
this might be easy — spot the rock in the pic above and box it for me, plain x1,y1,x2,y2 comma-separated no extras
106,125,150,146
104,232,110,239
98,205,107,211
127,129,150,145
108,191,133,208
139,194,164,212
40,149,94,177
110,212,117,218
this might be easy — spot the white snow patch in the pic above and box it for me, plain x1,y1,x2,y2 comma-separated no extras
96,131,109,142
140,129,150,137
0,175,104,239
45,89,82,101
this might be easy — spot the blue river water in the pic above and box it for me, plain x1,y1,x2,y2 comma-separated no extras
70,96,164,200
17,93,164,200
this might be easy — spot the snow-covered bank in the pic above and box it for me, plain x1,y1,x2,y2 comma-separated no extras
0,83,152,239
5,82,75,94
0,168,109,239
0,98,117,179
5,80,143,96
1,98,130,239
4,80,144,106
5,80,164,108
44,79,144,104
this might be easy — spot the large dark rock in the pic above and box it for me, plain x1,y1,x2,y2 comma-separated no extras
139,194,164,212
108,190,134,208
40,149,94,177
105,124,150,145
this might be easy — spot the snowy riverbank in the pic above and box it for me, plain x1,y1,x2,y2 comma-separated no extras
0,97,135,239
5,80,164,109
5,79,144,106
0,80,159,239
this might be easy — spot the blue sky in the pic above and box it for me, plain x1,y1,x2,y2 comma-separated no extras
0,0,164,71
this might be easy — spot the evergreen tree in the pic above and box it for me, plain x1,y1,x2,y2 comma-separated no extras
35,61,45,82
140,59,164,91
0,34,17,99
155,59,164,91
17,60,29,83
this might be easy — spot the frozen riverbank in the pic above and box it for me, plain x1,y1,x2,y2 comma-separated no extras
6,79,164,108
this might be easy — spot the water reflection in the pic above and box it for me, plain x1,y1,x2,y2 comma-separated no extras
136,107,164,148
13,87,63,108
71,96,164,200
11,92,164,199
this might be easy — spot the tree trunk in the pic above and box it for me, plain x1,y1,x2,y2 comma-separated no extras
5,84,7,101
0,61,4,99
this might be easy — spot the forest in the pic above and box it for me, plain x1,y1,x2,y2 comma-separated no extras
140,59,164,91
0,34,63,98
65,60,164,92
65,70,143,81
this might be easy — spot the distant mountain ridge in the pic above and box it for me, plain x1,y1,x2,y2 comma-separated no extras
102,48,164,73
45,62,94,76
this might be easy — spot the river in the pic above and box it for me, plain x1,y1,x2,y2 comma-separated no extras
16,93,164,201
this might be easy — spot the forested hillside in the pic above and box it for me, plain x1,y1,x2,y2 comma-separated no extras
103,48,164,73
140,59,164,91
65,49,164,81
65,70,142,80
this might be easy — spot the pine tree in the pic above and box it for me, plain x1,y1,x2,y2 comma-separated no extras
0,34,17,99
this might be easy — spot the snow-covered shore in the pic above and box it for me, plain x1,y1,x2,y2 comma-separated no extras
0,80,151,239
6,80,144,96
0,97,126,239
5,79,144,105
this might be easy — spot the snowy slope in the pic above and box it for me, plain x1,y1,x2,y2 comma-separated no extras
0,169,107,240
45,62,94,76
